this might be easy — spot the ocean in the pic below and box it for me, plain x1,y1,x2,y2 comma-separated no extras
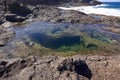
99,2,120,9
59,2,120,17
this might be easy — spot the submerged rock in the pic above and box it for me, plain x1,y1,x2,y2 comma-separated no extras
0,29,15,46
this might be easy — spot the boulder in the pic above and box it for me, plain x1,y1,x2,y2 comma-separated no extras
7,2,32,17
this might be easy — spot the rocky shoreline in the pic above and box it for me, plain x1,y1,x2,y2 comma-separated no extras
0,55,119,80
0,0,120,25
0,0,120,80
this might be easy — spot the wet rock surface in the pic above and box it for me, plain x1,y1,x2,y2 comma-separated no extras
0,55,119,80
0,29,15,46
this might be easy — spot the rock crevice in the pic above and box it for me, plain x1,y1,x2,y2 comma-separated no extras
0,55,119,80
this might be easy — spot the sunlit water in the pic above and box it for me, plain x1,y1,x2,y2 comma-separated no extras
10,21,120,48
0,21,120,58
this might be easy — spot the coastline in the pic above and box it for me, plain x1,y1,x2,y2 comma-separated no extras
0,0,120,80
59,5,120,17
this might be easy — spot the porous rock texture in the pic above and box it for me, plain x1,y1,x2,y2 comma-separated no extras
0,55,119,80
0,0,101,23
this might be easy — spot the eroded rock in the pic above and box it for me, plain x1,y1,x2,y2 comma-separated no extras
0,55,119,80
0,56,90,80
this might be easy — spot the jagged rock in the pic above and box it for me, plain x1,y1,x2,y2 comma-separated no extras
0,56,90,80
0,55,119,80
0,0,101,20
32,6,97,23
57,58,92,79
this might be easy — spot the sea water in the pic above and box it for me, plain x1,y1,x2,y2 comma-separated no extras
59,2,120,17
99,2,120,9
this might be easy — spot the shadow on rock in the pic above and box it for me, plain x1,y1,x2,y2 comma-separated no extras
8,2,32,17
57,58,92,79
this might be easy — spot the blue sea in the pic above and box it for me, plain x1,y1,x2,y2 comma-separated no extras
98,2,120,9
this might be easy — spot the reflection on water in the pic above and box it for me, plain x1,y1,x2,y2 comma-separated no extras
81,24,120,43
11,21,120,50
28,33,81,49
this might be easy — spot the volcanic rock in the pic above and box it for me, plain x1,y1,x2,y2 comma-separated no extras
0,55,119,80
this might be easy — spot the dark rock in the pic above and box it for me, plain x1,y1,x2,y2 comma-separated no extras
5,14,27,22
0,0,32,16
8,2,32,17
0,0,102,24
89,0,102,5
9,0,101,6
57,58,92,79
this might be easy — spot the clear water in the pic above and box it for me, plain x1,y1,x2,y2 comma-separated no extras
11,21,120,49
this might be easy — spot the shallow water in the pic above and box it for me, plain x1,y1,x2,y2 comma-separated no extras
0,21,117,52
8,21,120,50
0,21,120,58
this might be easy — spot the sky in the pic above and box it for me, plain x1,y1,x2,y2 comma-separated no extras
98,0,120,2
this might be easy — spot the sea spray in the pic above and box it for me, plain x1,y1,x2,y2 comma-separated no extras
59,2,120,17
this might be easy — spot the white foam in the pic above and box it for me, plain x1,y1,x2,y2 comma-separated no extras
58,5,120,17
95,4,110,7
